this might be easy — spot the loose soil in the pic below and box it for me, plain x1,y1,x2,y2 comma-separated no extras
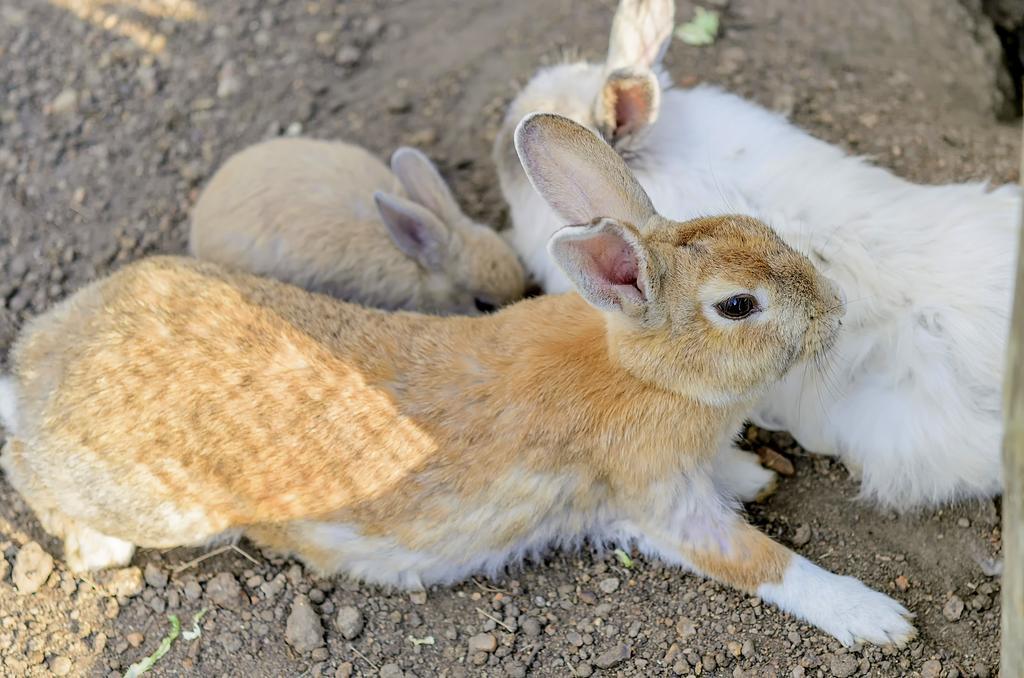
0,0,1020,676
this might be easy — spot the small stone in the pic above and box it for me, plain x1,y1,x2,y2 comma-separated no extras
13,542,54,594
206,572,243,609
216,61,243,98
792,524,812,547
727,641,742,657
50,655,72,676
521,618,542,637
48,89,78,116
576,663,594,677
468,632,497,654
379,663,403,678
285,595,324,654
184,579,203,601
675,617,696,639
144,563,168,589
406,128,437,146
335,606,364,640
126,632,144,648
335,662,353,678
741,639,755,658
792,668,806,678
364,15,383,36
970,593,992,610
336,45,361,67
957,517,971,528
93,633,108,653
973,663,990,677
504,660,527,678
943,595,964,622
409,590,427,605
921,659,942,678
311,647,329,662
219,633,242,653
594,643,631,669
599,577,620,594
387,94,412,114
859,113,879,129
895,575,910,591
830,654,857,677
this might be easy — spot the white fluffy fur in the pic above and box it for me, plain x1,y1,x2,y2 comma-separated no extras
0,375,18,436
757,555,915,646
499,64,1021,510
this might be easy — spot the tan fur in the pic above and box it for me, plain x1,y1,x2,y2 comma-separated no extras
3,114,847,627
191,137,525,314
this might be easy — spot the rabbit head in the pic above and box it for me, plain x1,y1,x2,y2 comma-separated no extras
515,113,844,404
495,0,673,195
375,147,527,314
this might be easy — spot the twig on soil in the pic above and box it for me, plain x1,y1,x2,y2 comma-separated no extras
471,577,507,594
475,606,515,633
170,544,259,574
348,645,380,670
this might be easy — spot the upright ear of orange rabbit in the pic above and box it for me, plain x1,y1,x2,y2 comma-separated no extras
0,112,912,648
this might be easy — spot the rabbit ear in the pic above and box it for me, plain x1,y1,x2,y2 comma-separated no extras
389,147,461,222
594,69,661,142
548,217,657,320
374,191,452,270
513,112,656,229
599,0,673,141
606,0,675,72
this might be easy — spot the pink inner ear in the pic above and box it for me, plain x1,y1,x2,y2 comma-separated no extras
580,232,642,300
613,82,653,137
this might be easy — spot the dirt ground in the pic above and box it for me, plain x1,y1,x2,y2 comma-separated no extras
0,0,1021,676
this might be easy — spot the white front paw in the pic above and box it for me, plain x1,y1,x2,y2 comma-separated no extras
758,556,916,647
712,447,778,503
64,526,136,573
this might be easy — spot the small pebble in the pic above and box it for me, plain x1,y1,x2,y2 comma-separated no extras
12,542,53,594
378,663,403,678
792,524,812,547
144,563,168,589
335,606,365,640
206,572,243,609
521,618,542,637
50,655,72,676
468,632,497,654
594,643,630,669
336,45,361,66
921,659,942,678
943,595,965,622
285,594,324,654
97,567,144,598
829,654,857,677
599,577,620,594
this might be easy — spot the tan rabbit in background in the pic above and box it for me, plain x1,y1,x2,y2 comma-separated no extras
0,114,913,647
191,137,525,314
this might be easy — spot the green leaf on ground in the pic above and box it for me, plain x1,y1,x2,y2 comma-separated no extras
675,7,720,46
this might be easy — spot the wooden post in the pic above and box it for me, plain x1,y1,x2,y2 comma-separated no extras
1002,122,1024,678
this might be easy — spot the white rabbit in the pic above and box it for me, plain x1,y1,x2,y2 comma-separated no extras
494,0,1022,509
192,137,525,315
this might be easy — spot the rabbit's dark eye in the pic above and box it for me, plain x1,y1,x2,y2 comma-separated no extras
715,294,759,320
474,298,497,314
